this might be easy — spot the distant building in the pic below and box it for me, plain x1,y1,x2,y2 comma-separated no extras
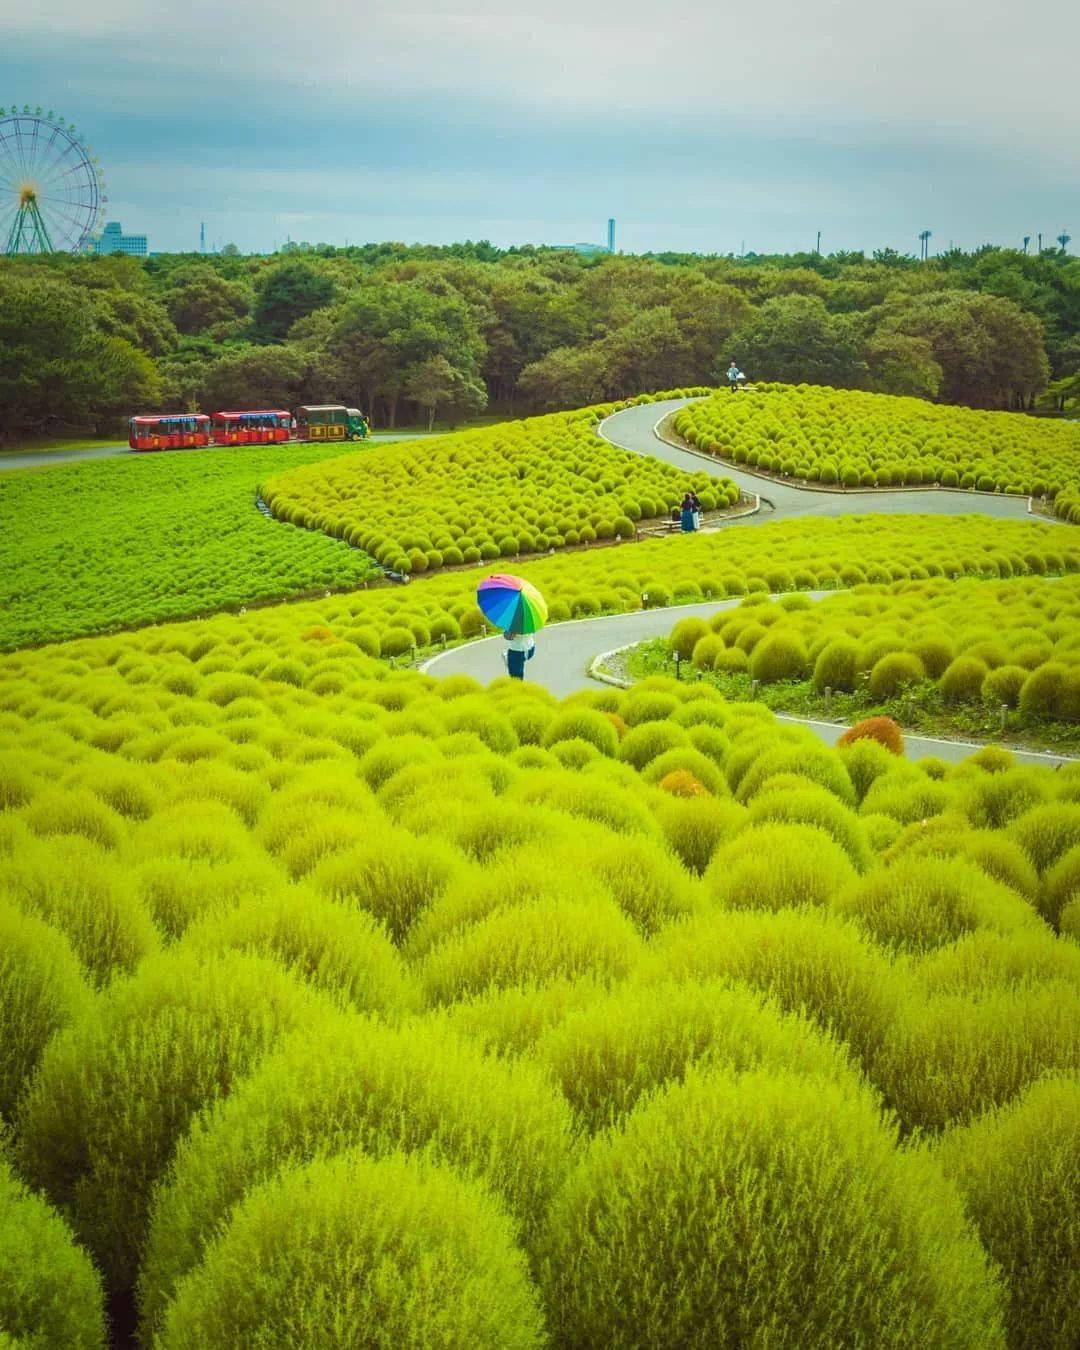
551,220,616,255
94,221,148,256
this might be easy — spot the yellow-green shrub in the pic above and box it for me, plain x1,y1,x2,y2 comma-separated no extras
642,907,902,1071
534,980,860,1132
157,1150,546,1350
705,822,859,911
16,950,324,1289
934,1078,1080,1350
0,837,160,986
876,982,1080,1130
0,900,90,1120
831,856,1040,955
540,1067,1004,1349
179,888,419,1015
419,894,643,1004
139,1010,572,1332
0,1155,106,1350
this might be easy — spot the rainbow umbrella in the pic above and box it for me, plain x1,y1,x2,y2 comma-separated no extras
477,574,548,635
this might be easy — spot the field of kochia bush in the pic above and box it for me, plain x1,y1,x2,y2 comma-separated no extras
2,387,1079,1347
663,574,1080,721
674,383,1080,503
1,589,1079,1346
261,398,739,577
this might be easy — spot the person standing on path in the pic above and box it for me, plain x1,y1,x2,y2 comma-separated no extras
726,361,744,393
504,631,536,680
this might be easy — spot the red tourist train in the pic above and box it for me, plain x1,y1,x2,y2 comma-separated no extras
128,415,212,451
128,410,292,451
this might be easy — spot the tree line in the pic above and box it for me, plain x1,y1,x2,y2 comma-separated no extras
1,240,1078,439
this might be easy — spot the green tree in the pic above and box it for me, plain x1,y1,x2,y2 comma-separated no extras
878,291,1049,407
403,355,488,429
199,346,306,411
728,295,868,387
864,332,943,399
517,345,609,411
253,260,337,340
0,270,160,436
163,266,251,336
328,282,486,426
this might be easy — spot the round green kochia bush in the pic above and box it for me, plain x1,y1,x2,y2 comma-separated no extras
158,1150,545,1350
1041,843,1080,927
617,721,688,770
1007,802,1080,876
669,617,710,661
0,899,90,1120
876,982,1080,1131
830,855,1040,955
534,980,859,1133
308,823,467,944
934,1078,1080,1350
540,1068,1004,1349
1018,661,1066,719
419,894,644,1004
939,656,990,704
909,929,1080,997
541,707,619,758
981,664,1028,709
868,651,925,699
16,950,324,1290
139,1010,572,1334
744,782,876,871
178,888,419,1016
704,822,859,911
0,1156,106,1349
812,636,860,693
748,631,809,683
0,837,160,987
641,907,902,1073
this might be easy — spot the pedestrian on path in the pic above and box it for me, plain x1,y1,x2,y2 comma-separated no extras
726,361,745,393
680,492,699,532
503,631,536,680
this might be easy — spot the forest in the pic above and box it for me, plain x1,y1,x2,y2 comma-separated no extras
1,240,1078,438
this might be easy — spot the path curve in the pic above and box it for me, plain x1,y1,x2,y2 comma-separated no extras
600,397,1053,525
419,596,1072,767
422,398,1070,765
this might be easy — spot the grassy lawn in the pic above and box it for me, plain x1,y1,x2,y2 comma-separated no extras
0,440,383,649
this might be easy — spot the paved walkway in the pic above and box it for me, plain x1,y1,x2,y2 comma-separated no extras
422,399,1070,766
600,398,1052,525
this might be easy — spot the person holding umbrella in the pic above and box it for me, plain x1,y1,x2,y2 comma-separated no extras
477,574,548,681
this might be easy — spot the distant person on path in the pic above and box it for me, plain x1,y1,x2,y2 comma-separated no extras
726,361,744,393
680,493,699,533
503,631,536,680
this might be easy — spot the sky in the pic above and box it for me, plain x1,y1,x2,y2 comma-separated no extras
3,0,1078,257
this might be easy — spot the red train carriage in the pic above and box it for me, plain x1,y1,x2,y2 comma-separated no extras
211,411,292,445
129,414,211,451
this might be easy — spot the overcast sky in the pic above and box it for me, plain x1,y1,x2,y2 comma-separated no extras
3,0,1077,256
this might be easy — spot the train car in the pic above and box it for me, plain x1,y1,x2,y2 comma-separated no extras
129,414,211,451
211,410,292,445
295,405,369,443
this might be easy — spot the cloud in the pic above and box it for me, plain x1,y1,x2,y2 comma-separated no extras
2,0,1077,252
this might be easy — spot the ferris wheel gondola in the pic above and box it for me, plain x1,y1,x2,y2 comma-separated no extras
0,105,106,255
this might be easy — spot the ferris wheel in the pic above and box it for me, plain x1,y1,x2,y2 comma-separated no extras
0,105,106,255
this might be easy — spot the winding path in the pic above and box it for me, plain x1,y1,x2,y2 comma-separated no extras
422,398,1071,767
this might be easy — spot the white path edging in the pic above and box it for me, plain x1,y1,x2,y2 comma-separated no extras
586,640,1077,767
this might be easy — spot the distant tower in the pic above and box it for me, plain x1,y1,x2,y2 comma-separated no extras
607,218,616,253
200,221,205,254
